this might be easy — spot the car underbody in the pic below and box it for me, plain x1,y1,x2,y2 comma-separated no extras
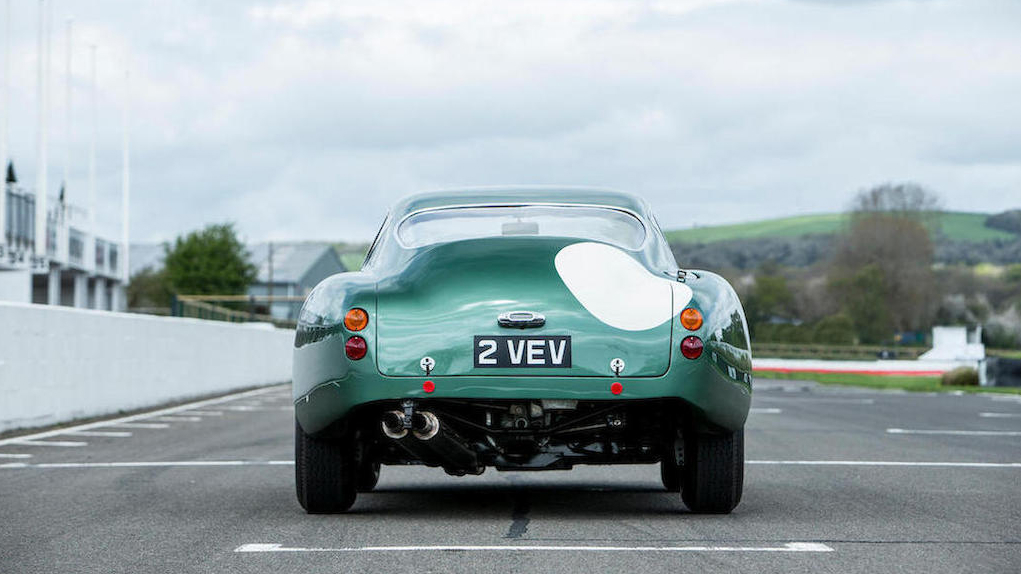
357,398,687,474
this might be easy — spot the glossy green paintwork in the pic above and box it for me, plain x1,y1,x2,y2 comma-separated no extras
293,187,752,435
376,237,671,377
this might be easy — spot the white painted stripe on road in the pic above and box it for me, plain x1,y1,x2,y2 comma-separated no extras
887,428,1021,436
147,416,203,422
220,405,290,412
989,395,1021,402
3,460,1020,470
750,408,782,414
8,439,87,447
234,542,834,554
749,460,1021,468
756,397,875,404
64,431,132,438
979,412,1021,418
1,460,295,469
182,410,223,416
0,385,284,448
0,453,32,459
109,423,170,429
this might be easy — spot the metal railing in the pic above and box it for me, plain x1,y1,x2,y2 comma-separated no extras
752,343,928,361
171,294,302,329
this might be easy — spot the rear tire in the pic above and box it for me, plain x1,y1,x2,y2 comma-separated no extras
295,419,357,513
661,459,681,492
357,460,381,492
661,434,682,491
680,428,744,514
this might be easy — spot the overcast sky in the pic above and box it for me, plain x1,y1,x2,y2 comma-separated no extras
3,0,1020,243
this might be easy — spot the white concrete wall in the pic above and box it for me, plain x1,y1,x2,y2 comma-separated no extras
0,302,294,433
0,269,32,303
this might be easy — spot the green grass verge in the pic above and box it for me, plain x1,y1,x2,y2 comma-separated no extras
754,369,1021,394
665,211,1016,244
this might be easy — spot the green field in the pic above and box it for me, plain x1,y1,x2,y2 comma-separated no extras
665,211,1016,244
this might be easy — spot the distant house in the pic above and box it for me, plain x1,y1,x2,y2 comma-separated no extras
129,241,347,320
247,242,347,319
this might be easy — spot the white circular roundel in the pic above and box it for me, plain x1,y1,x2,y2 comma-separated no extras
554,242,693,331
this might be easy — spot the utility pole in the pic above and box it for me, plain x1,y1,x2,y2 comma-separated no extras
267,241,274,316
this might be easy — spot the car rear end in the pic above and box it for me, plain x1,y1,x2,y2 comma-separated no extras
292,193,751,514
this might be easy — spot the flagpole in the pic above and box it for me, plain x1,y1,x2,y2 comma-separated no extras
120,69,129,286
1,0,10,242
34,0,48,262
88,44,96,272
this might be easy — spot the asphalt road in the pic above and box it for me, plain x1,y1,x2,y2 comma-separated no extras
1,381,1019,574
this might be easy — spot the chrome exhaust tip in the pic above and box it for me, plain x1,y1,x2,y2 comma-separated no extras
381,410,408,439
412,411,441,440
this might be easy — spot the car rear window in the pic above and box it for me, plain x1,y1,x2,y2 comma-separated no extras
397,205,647,250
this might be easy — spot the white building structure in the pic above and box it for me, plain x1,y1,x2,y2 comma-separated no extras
2,162,126,308
0,1,128,309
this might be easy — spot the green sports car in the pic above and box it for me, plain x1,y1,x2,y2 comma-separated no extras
293,187,752,514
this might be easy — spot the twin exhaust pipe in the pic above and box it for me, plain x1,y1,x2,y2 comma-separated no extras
381,410,440,440
381,408,480,475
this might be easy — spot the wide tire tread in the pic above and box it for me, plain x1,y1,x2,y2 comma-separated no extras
681,428,744,514
295,420,357,513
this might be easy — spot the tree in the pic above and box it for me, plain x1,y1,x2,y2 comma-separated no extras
744,261,795,337
163,223,258,296
127,266,173,309
829,183,940,337
829,264,893,344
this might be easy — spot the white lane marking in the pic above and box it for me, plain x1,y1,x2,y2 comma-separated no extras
989,396,1021,402
756,397,874,404
147,416,203,422
749,460,1021,468
979,412,1021,418
887,428,1021,436
750,408,782,414
182,410,223,416
8,439,87,447
64,431,132,438
0,453,32,459
4,460,1020,470
109,423,170,429
0,385,284,448
220,405,291,412
235,542,834,554
1,457,296,467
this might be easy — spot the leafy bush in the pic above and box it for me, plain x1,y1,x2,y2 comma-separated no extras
813,314,856,345
941,367,979,387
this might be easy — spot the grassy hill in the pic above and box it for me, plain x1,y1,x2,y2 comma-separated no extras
665,212,1016,244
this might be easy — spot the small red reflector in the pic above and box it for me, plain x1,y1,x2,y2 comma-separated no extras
423,380,435,393
345,336,367,360
610,381,623,395
680,336,703,360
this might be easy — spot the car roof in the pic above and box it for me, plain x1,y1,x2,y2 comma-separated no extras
391,186,651,219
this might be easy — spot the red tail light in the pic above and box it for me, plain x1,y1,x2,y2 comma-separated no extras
345,336,367,360
680,336,703,360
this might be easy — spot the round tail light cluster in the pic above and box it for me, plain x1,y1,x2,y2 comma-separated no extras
345,336,367,360
680,336,703,360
